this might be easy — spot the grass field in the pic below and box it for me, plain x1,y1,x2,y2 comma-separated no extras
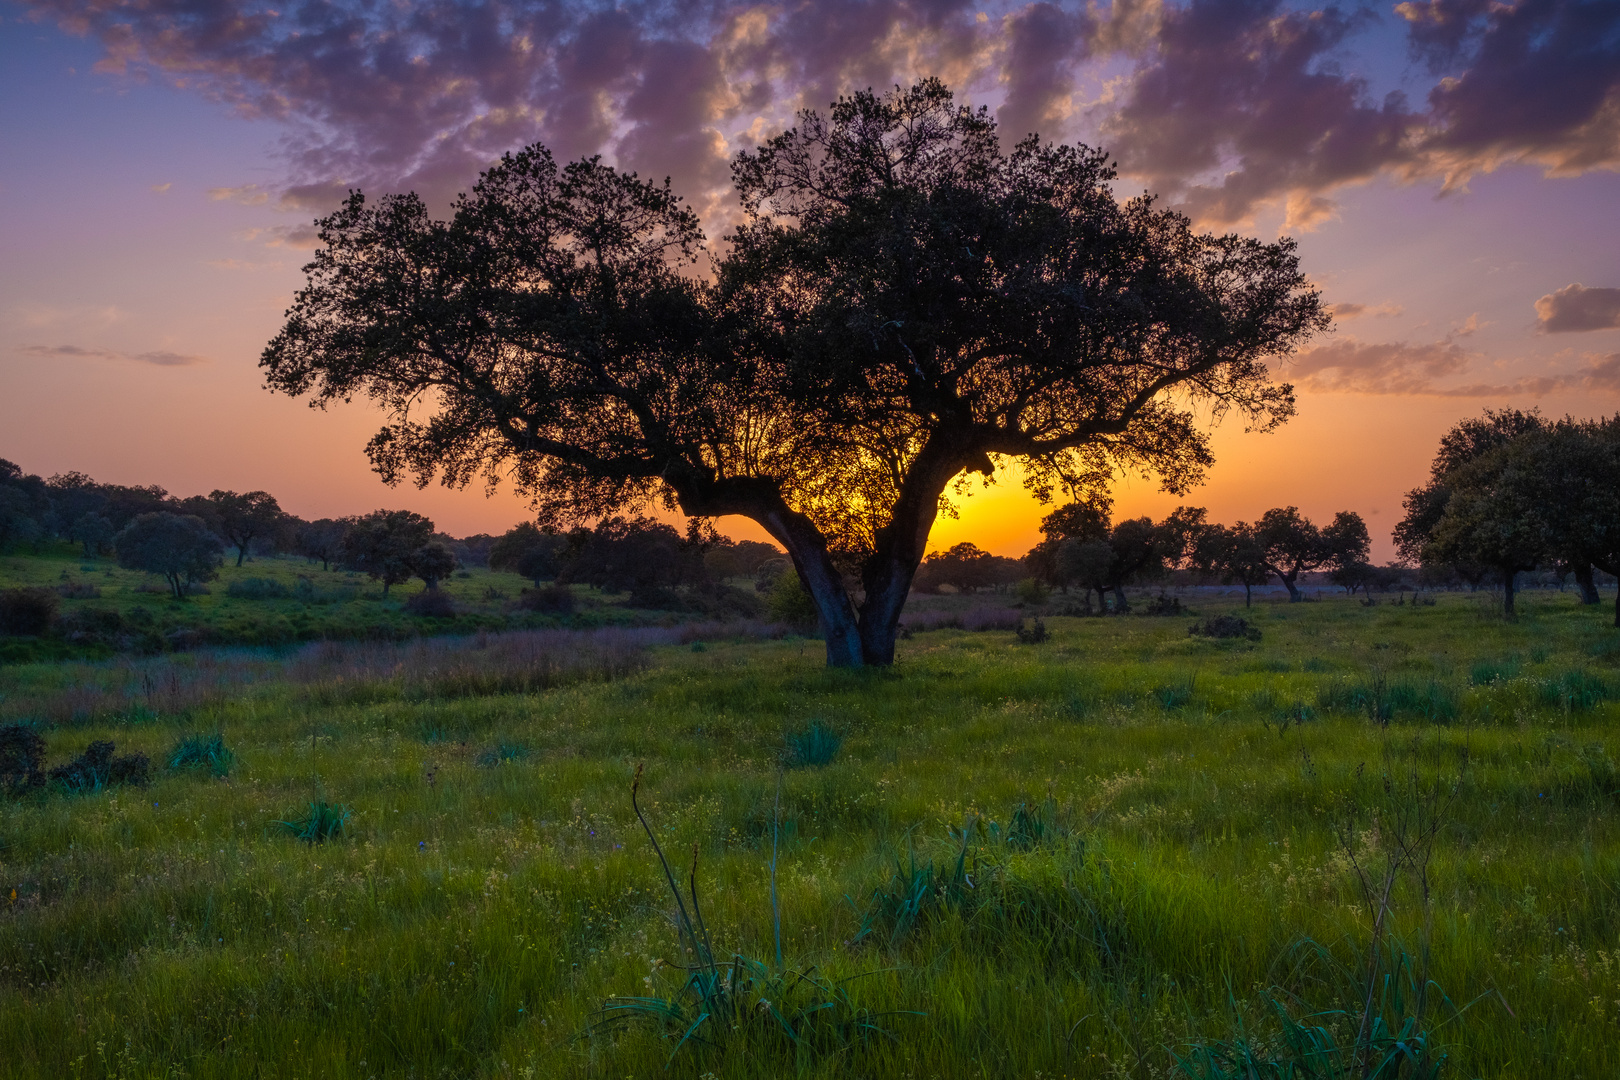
0,543,765,664
4,590,1620,1078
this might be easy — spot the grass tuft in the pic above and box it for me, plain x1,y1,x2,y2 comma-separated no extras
783,721,842,769
277,800,350,844
166,732,234,776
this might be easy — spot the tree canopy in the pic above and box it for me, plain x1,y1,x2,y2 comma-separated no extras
263,79,1328,666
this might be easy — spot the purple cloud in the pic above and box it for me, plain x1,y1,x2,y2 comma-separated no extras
18,0,1618,229
1535,284,1620,333
19,344,209,366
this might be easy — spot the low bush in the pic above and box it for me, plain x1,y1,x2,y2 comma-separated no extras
1016,616,1050,644
0,587,58,635
784,721,842,768
48,740,150,792
0,723,46,794
515,583,575,614
1141,593,1186,616
403,589,457,617
1189,615,1262,641
55,581,102,599
227,578,291,600
278,800,350,843
1540,669,1610,712
167,732,235,776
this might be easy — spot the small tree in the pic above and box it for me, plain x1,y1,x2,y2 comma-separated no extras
915,542,996,594
411,542,458,590
115,513,225,599
295,518,347,570
1253,507,1328,602
72,512,115,557
207,490,284,567
1423,443,1547,616
489,522,571,586
1195,522,1273,608
342,510,435,596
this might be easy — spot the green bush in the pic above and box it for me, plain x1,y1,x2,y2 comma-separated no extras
167,733,235,776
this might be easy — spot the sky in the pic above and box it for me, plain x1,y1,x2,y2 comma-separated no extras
1,0,1617,560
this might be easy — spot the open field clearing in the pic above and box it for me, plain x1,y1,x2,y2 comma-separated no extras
4,594,1620,1078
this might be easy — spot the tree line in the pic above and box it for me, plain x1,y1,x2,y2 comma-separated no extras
0,460,476,600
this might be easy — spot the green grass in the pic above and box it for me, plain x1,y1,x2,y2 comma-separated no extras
0,543,769,662
2,590,1620,1077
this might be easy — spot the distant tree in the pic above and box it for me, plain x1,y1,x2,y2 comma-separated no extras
915,542,996,594
489,523,572,585
295,518,347,571
1057,538,1116,611
342,510,435,597
448,533,497,568
97,484,175,530
262,79,1326,667
1423,441,1548,616
1252,507,1330,602
46,471,107,529
1194,522,1273,607
115,513,225,599
0,487,43,551
559,517,704,599
72,512,115,558
206,490,284,567
1394,408,1546,584
703,538,784,582
1498,418,1620,625
1026,499,1114,594
410,542,458,590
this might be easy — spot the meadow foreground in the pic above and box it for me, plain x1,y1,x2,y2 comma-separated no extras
3,593,1620,1078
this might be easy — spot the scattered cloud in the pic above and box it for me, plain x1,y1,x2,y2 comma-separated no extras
208,184,270,206
150,182,171,193
1327,301,1404,320
1283,336,1620,397
17,343,208,366
1535,283,1620,333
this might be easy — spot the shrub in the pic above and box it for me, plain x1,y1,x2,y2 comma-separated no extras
784,721,842,768
1470,658,1520,685
766,570,819,633
1189,615,1262,641
0,587,58,636
403,589,457,617
1141,593,1185,616
56,581,102,599
0,723,46,794
1016,616,1049,644
278,801,351,843
1013,577,1049,605
228,577,291,600
48,740,150,792
167,733,235,776
516,583,575,614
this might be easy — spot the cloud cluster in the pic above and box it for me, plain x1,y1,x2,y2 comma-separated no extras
18,343,208,366
1536,283,1620,333
18,0,1618,230
1283,335,1620,397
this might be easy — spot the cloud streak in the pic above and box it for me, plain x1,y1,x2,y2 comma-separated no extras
17,0,1618,231
1283,336,1620,397
18,344,209,366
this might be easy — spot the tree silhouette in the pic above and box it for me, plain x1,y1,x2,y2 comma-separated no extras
263,80,1327,666
114,513,224,599
206,490,284,567
341,510,435,597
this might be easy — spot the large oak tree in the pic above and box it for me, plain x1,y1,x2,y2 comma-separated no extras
262,80,1328,666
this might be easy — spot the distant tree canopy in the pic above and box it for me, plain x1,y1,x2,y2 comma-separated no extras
262,79,1327,667
1026,499,1203,611
1400,411,1620,620
202,490,285,567
114,513,225,599
559,516,708,603
489,522,571,586
410,542,458,590
341,510,436,596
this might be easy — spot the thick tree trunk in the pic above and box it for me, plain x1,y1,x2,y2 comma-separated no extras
1502,568,1516,616
1282,573,1302,602
236,542,247,568
1244,583,1252,607
1112,584,1129,614
1575,563,1600,605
